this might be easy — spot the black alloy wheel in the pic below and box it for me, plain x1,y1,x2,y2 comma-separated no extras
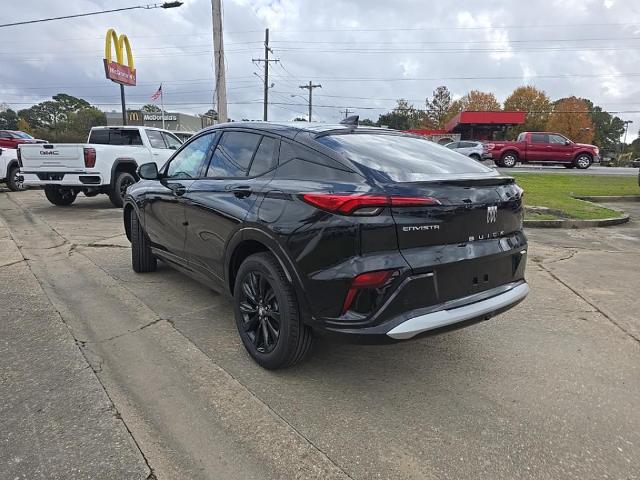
109,172,137,208
238,271,280,354
233,252,313,369
7,165,26,191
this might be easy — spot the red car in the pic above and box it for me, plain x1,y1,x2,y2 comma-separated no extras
0,130,46,149
484,132,600,169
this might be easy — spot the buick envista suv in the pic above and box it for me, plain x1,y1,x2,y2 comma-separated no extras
124,120,529,369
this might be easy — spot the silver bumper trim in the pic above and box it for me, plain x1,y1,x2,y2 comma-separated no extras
386,282,529,340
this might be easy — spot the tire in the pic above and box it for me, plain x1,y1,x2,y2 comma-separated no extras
469,153,481,162
234,252,313,369
109,171,137,208
574,154,592,169
563,163,575,169
44,186,77,206
130,211,157,273
6,165,26,191
499,152,518,168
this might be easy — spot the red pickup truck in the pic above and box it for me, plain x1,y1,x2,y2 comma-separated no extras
484,132,600,169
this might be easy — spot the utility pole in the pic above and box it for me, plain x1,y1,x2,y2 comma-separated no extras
299,81,321,122
621,120,633,155
211,0,227,123
341,108,353,119
252,28,279,121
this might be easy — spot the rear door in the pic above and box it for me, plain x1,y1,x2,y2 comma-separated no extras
525,133,549,162
183,130,279,281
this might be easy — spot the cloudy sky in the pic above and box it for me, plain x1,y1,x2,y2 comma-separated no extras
1,0,640,137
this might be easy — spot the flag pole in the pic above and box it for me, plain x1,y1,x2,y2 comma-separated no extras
160,83,165,130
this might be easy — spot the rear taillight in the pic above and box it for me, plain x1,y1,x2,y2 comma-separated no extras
485,143,495,151
83,147,96,168
301,193,439,215
342,269,396,314
16,148,22,167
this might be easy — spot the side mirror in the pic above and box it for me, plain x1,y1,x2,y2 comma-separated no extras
138,162,159,180
564,140,571,145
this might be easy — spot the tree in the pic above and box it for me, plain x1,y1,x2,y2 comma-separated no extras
459,90,501,111
546,97,595,144
293,117,307,122
18,93,90,130
425,86,452,128
359,118,376,126
141,104,161,113
202,108,218,120
377,99,430,130
0,108,19,130
580,99,625,153
69,108,107,136
503,86,551,136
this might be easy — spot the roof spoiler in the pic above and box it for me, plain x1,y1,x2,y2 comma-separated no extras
340,115,359,126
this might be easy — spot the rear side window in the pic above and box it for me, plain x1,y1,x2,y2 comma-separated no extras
530,133,548,143
166,133,216,179
89,129,142,145
206,131,261,177
147,130,167,149
162,132,182,149
315,133,493,183
248,136,277,176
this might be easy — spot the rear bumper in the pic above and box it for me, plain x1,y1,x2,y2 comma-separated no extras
319,279,529,343
386,281,529,339
21,172,104,187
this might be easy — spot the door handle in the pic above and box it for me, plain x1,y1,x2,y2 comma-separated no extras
232,186,252,198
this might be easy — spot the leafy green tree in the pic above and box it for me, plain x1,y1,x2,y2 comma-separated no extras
293,117,307,122
359,118,376,126
580,99,625,153
141,104,161,113
425,86,452,128
202,108,218,120
378,99,430,130
0,108,19,130
18,93,90,130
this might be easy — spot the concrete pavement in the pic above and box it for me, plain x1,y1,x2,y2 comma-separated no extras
1,189,639,479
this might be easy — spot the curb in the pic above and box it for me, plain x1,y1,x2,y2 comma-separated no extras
525,195,636,228
573,195,640,203
524,214,629,229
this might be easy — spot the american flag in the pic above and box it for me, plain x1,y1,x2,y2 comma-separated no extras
150,84,162,101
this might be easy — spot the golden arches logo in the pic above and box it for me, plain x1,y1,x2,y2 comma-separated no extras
103,29,136,86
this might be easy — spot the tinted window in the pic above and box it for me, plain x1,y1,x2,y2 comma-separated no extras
147,130,167,149
530,133,548,143
89,129,142,145
316,133,493,183
446,142,458,149
162,132,182,149
206,131,261,177
517,133,525,141
549,134,567,144
166,133,216,179
248,136,277,176
13,132,33,139
0,132,11,138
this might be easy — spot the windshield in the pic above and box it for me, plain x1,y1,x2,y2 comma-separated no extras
13,132,33,139
315,133,494,183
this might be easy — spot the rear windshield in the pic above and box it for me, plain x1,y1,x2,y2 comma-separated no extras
315,133,494,182
13,132,33,139
89,129,143,146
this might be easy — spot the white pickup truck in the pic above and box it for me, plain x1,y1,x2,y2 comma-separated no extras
18,126,183,207
0,147,24,191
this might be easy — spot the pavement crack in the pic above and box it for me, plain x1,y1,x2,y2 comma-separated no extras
0,258,27,269
534,259,640,345
93,318,165,345
82,243,130,249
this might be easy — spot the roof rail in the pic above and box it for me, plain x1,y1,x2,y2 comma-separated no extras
339,115,359,126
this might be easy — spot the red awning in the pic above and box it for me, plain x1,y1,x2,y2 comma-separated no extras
445,111,526,132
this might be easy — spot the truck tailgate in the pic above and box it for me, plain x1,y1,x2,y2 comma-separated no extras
19,144,86,171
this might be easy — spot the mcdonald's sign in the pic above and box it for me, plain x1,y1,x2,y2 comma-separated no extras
103,29,136,86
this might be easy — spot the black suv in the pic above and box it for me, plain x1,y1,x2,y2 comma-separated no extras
124,121,529,369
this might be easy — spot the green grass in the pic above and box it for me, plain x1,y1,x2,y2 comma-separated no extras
510,173,639,220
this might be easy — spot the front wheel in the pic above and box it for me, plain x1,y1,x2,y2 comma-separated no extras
574,154,592,169
499,152,518,168
234,252,313,369
130,211,157,273
6,165,27,191
44,186,77,206
109,171,137,208
469,153,482,162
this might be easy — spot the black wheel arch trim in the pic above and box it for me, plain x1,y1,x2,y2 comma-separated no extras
6,159,19,179
224,226,313,321
111,158,139,186
122,199,142,241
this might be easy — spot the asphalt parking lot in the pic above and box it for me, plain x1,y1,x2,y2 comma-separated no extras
496,164,639,176
1,189,639,480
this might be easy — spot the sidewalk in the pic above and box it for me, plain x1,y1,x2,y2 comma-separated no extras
0,215,150,479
